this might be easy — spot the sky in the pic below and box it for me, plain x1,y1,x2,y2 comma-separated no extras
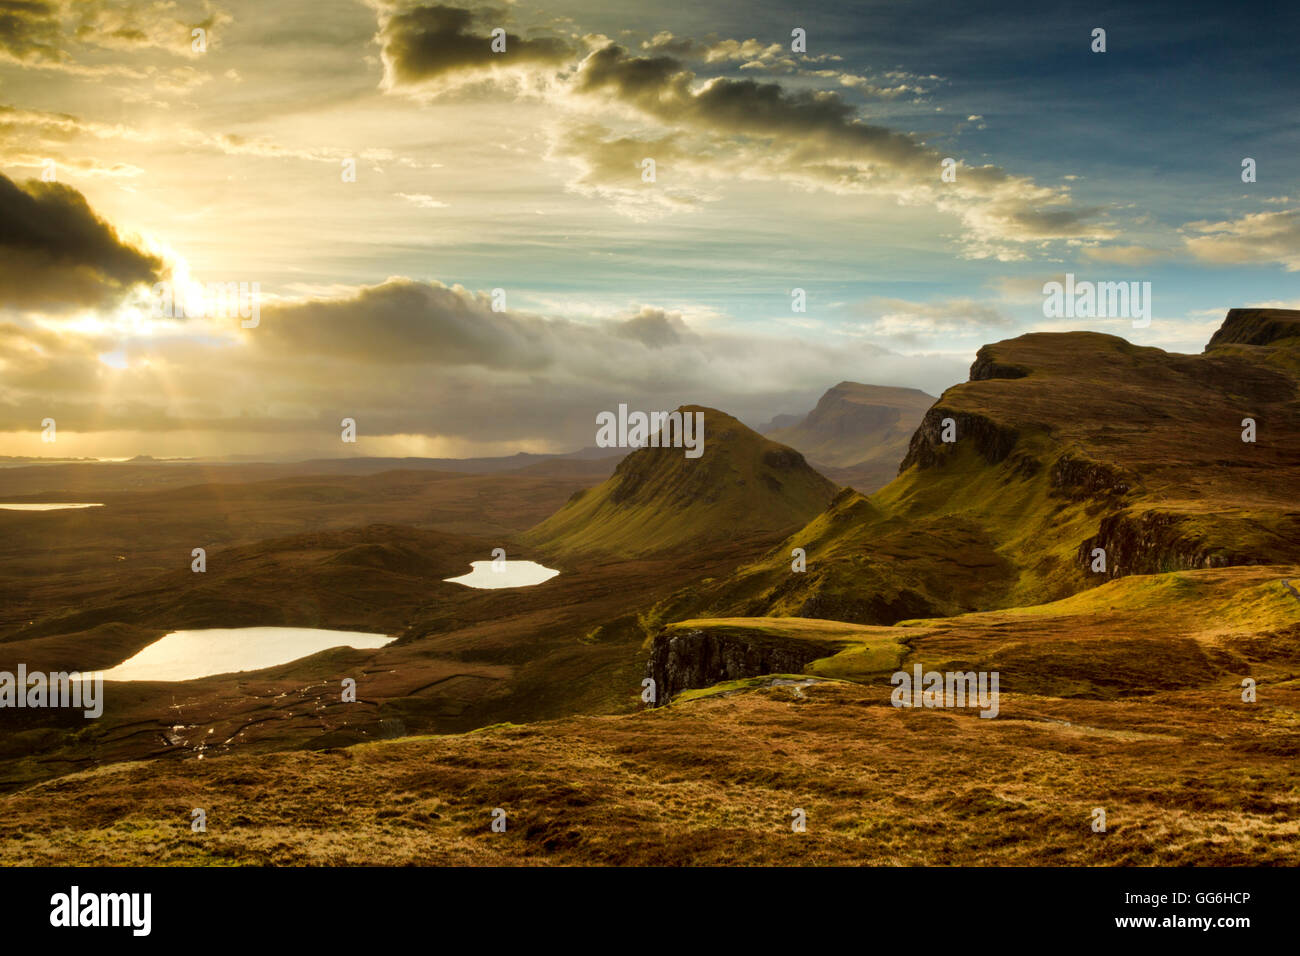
1,0,1298,459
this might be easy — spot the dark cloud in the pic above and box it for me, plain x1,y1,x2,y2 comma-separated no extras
378,3,572,88
0,172,164,310
0,0,59,61
576,44,685,102
576,44,929,173
568,43,1108,251
257,278,560,369
258,281,708,372
614,308,692,348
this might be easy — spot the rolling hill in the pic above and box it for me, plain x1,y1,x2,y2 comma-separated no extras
523,406,838,558
4,311,1297,866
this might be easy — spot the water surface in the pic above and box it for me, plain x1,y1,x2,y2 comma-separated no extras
444,560,560,589
101,626,393,682
0,503,104,511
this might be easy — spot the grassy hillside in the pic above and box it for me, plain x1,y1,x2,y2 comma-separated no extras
670,314,1300,624
652,565,1300,699
6,562,1297,865
523,406,838,558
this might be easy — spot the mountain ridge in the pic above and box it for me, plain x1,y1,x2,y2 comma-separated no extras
658,312,1300,625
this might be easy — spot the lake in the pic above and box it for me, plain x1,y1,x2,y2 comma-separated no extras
0,503,104,511
444,560,560,589
100,626,394,682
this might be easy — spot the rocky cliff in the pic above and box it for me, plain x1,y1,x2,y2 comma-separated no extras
646,624,842,705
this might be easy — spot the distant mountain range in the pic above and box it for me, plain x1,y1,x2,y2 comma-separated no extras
764,382,935,491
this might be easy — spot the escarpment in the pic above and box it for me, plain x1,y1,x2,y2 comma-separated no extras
898,408,1020,472
1079,510,1300,578
1205,308,1300,349
667,315,1300,628
1049,453,1133,500
646,625,841,706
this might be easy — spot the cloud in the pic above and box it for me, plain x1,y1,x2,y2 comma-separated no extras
365,9,1107,252
70,0,230,56
547,122,708,216
396,192,448,208
832,73,929,97
1184,208,1300,271
0,0,60,62
1082,244,1168,266
702,38,784,65
613,307,695,347
255,278,567,370
848,297,1014,346
0,172,164,310
0,0,229,68
0,277,968,452
562,43,1109,253
374,2,572,91
0,102,439,173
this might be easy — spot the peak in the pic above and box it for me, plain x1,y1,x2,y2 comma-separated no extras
823,382,935,402
611,406,805,472
968,332,1145,382
525,406,837,557
1205,308,1300,350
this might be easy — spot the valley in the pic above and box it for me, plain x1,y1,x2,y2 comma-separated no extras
1,309,1298,866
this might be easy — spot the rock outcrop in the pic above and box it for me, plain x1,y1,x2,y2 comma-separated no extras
646,625,840,706
899,408,1019,471
1205,308,1300,349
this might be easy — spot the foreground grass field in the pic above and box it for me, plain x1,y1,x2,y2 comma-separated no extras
3,676,1295,866
4,565,1296,866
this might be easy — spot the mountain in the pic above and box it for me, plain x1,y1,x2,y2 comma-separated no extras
766,382,935,491
1206,306,1300,351
756,411,804,433
670,310,1300,625
523,406,838,558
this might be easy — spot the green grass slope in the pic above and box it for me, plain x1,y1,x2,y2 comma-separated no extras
662,312,1300,624
523,406,838,558
653,564,1300,700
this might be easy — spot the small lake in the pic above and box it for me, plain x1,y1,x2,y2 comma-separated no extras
444,560,560,589
101,626,393,682
0,503,104,511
